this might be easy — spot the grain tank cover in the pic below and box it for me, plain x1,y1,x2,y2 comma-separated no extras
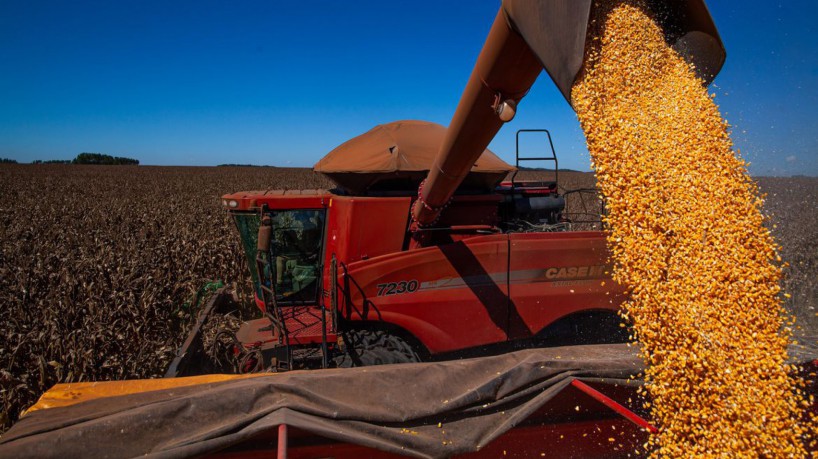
315,120,514,195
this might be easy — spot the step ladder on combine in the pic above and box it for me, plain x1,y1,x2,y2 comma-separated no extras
255,209,332,371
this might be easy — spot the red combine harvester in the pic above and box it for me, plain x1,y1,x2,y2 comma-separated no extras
203,123,627,373
165,0,727,374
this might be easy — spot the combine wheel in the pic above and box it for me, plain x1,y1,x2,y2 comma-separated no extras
334,329,421,368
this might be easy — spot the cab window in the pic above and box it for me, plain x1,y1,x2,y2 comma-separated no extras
270,209,325,303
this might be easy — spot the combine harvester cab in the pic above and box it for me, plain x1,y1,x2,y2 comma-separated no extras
204,121,629,373
4,1,815,458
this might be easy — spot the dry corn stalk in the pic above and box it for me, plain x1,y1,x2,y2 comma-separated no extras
0,165,332,433
572,0,813,456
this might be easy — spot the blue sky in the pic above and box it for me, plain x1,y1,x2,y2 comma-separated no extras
1,1,816,176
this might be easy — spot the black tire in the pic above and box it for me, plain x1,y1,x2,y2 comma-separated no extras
334,329,421,368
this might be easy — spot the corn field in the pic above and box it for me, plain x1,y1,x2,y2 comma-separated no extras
0,164,815,435
0,164,331,432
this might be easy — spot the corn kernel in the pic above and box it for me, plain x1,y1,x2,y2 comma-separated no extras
571,1,810,456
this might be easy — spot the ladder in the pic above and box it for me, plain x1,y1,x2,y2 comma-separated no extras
510,129,559,187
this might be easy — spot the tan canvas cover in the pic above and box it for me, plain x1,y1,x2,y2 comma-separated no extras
314,120,514,194
1,345,646,459
2,343,815,458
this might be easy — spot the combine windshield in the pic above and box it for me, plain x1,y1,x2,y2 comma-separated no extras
269,209,325,303
233,209,325,304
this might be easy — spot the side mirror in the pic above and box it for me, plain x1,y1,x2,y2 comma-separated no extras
257,216,272,252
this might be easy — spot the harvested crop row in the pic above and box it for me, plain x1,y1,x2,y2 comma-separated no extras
572,0,813,456
0,165,331,432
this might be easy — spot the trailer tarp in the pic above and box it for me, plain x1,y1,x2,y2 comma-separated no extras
2,343,816,459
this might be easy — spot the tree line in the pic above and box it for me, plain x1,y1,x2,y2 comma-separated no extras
28,153,140,165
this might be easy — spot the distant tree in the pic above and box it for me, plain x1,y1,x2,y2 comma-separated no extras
33,159,71,164
72,153,139,165
0,158,18,164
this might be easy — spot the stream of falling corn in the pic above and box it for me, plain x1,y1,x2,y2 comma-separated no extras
571,1,813,456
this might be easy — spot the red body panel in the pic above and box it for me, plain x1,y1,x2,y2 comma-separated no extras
222,189,330,212
341,231,624,354
212,419,646,459
224,190,624,356
324,196,411,265
341,234,510,353
509,232,625,337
